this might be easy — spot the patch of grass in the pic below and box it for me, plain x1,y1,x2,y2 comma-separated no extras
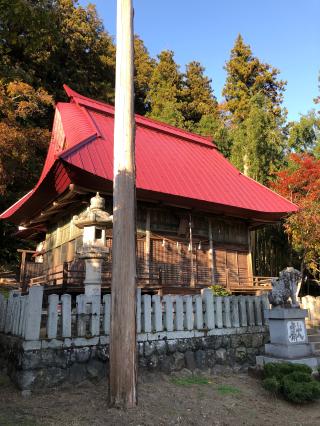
0,288,10,299
216,385,241,395
171,376,212,386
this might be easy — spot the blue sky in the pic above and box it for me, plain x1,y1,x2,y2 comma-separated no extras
82,0,319,122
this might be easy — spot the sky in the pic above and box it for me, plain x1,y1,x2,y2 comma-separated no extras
82,0,320,122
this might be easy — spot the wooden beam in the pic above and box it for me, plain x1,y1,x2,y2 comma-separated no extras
109,0,137,408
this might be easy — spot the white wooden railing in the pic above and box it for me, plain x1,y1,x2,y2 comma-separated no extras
0,287,270,343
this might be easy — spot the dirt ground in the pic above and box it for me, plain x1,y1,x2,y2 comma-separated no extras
0,370,319,426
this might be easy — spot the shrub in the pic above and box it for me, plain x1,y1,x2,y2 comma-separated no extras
262,376,281,394
262,362,320,404
209,285,231,297
282,372,320,403
263,362,312,380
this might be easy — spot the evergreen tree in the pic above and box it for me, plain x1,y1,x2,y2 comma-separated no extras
287,111,320,155
146,50,185,127
223,34,286,124
230,94,286,184
197,112,233,158
0,0,116,105
133,36,155,115
181,61,217,130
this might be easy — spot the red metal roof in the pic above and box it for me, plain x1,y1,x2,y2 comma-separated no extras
1,86,298,224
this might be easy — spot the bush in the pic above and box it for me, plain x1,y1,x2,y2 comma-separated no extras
262,376,281,394
209,285,231,296
282,372,320,403
264,362,312,380
262,362,320,404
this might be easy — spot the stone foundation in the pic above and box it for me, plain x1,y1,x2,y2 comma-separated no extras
0,326,269,391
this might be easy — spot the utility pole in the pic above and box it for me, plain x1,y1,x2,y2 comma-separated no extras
109,0,137,408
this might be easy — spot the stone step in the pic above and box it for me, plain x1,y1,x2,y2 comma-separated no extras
311,342,320,353
307,328,320,335
308,334,320,342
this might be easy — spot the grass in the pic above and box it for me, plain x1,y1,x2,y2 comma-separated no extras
171,376,212,386
0,288,10,299
216,385,241,395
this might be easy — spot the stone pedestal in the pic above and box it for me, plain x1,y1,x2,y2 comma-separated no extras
78,248,108,297
256,308,319,371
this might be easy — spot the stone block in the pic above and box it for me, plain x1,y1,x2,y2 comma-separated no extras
235,346,247,363
69,363,88,384
138,342,144,357
15,370,37,390
155,340,166,355
86,359,106,381
76,347,91,363
159,355,174,374
251,333,264,348
265,343,313,359
172,352,185,370
256,355,319,372
184,350,196,370
206,350,216,368
147,354,159,370
20,351,41,370
177,340,192,353
144,342,155,357
195,350,206,369
96,346,108,361
215,348,227,364
166,339,178,354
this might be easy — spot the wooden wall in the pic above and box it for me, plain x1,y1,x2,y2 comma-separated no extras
42,198,252,288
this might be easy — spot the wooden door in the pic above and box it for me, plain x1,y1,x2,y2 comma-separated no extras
226,250,240,287
213,248,250,288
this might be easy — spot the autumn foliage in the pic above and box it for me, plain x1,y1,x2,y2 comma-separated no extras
272,154,320,274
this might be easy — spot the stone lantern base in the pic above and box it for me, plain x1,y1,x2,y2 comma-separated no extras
256,308,319,371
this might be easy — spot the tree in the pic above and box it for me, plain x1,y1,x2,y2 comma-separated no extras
197,111,233,158
146,50,185,127
0,0,116,103
272,154,320,279
0,81,53,266
133,36,155,115
223,34,286,124
181,61,217,130
230,94,286,184
287,111,320,155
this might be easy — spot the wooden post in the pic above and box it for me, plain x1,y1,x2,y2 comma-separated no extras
109,0,137,408
189,215,195,287
248,228,254,286
208,220,215,284
145,210,151,284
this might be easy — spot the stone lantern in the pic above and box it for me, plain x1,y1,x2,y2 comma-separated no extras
73,193,113,297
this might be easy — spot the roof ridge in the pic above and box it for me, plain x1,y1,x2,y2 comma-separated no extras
59,134,99,160
63,85,216,149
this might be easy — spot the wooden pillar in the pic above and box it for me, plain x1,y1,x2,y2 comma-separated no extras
208,219,215,284
20,250,27,286
109,0,137,408
248,228,254,286
145,210,151,284
189,215,195,287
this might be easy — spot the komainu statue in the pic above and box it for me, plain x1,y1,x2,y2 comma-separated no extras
268,267,302,308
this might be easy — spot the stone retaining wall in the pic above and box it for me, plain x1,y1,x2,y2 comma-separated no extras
0,326,269,390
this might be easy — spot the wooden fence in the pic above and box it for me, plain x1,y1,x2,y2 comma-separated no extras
0,286,270,343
